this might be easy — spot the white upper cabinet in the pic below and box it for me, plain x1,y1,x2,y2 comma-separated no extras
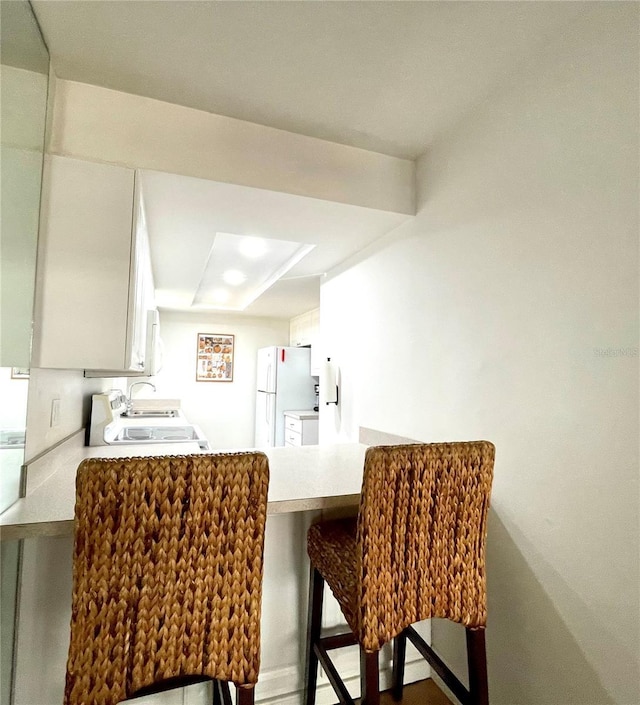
32,155,154,373
289,307,321,375
289,307,319,347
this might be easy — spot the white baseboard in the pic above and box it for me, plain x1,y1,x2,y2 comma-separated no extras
255,654,430,705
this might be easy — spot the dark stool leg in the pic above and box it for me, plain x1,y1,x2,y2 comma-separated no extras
213,680,232,705
392,629,407,701
236,686,254,705
304,565,325,705
220,681,232,705
360,648,380,705
466,627,489,705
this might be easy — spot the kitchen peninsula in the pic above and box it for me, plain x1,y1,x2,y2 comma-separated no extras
0,435,367,540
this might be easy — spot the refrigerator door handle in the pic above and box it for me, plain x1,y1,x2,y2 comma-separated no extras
265,396,271,425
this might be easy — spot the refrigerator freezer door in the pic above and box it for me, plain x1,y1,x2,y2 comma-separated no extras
255,391,276,447
256,347,276,393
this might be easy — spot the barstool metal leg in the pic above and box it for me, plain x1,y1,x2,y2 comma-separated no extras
391,629,407,701
360,648,380,705
304,565,325,705
466,627,489,705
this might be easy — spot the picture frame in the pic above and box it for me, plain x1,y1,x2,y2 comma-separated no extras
11,367,30,379
196,333,234,382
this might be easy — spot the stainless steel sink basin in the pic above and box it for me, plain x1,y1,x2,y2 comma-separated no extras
122,410,179,418
112,425,200,443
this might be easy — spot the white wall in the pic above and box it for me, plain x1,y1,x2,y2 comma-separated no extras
320,5,638,704
154,311,289,449
24,368,120,461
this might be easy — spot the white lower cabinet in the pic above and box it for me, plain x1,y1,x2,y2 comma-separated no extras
32,155,154,373
284,411,319,447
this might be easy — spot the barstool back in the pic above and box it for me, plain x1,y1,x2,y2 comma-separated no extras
356,441,495,651
65,452,269,705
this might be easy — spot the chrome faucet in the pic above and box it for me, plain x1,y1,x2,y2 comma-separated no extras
127,381,156,409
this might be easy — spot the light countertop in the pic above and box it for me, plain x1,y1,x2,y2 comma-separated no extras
283,410,319,420
0,434,367,540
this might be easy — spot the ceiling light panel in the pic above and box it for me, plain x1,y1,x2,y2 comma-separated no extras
193,232,314,310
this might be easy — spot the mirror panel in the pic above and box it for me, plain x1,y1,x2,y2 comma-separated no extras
1,0,49,368
0,3,49,703
0,0,49,508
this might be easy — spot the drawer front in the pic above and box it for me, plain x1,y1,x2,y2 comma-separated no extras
284,416,302,434
285,429,302,446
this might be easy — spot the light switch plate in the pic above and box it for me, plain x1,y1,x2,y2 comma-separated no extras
50,398,60,427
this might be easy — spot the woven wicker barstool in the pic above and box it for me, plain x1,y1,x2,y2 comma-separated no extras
303,441,495,705
64,452,269,705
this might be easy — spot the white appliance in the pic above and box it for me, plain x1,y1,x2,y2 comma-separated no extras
255,346,316,447
88,391,209,449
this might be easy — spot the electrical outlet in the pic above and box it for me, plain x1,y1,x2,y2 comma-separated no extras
50,399,61,428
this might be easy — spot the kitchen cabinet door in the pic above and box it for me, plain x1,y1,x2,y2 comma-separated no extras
290,308,321,375
126,188,155,372
289,313,305,347
32,155,151,372
309,308,321,376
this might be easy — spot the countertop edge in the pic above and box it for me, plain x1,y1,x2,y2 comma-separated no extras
0,520,75,541
0,442,369,540
283,410,319,420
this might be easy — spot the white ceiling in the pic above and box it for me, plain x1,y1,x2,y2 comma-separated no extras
139,170,409,319
31,1,587,319
31,1,586,160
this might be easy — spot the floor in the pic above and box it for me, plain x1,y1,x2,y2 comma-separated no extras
124,677,453,705
360,678,453,705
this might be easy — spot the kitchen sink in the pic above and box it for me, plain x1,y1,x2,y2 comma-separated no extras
109,423,210,449
90,392,210,450
122,409,179,418
113,425,201,443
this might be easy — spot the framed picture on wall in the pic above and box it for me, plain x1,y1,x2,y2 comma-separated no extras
196,333,234,382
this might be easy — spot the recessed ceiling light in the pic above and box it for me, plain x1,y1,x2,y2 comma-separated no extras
210,288,230,303
239,236,268,258
223,269,246,286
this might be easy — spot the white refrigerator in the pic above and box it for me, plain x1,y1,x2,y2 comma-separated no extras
255,346,316,447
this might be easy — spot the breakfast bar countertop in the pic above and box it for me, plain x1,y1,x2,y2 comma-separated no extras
0,435,367,540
